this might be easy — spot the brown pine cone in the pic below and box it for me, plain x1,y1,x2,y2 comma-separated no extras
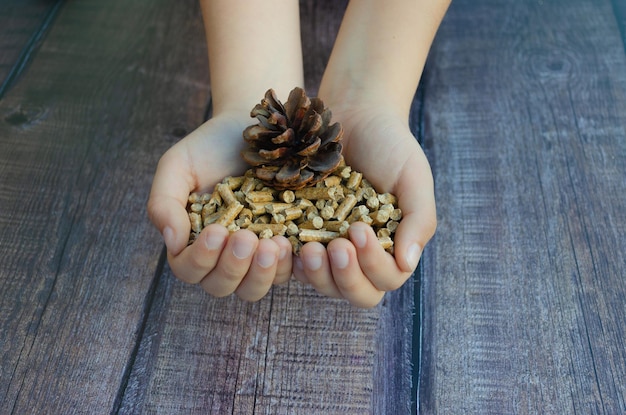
241,87,344,190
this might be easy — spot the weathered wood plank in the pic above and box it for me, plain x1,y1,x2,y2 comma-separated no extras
0,0,209,413
419,0,626,413
612,0,626,53
372,90,426,415
299,0,348,96
122,276,381,414
0,0,62,97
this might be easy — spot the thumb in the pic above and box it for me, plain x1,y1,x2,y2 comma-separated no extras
393,155,437,273
147,150,195,256
147,193,190,256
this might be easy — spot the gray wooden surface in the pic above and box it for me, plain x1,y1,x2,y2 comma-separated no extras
1,0,415,414
2,0,626,413
0,0,62,96
418,0,626,413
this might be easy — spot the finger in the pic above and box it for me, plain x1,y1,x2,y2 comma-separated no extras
326,238,385,308
394,151,437,273
271,236,293,285
167,224,229,284
348,222,411,292
300,242,342,298
199,229,259,297
292,256,309,285
235,238,280,301
147,148,195,255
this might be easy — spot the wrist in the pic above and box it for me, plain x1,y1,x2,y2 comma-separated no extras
318,83,413,125
212,82,306,120
318,75,415,121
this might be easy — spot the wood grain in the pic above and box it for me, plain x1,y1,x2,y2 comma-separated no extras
121,276,382,414
612,0,626,53
0,0,62,97
419,0,626,413
0,0,209,413
299,0,348,96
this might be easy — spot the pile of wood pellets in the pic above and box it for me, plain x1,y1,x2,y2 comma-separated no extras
187,163,402,255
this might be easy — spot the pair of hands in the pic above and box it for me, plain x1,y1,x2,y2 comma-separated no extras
147,106,436,308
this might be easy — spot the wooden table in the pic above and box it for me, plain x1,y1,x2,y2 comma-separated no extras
1,0,625,413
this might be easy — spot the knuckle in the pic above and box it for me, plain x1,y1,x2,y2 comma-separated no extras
219,265,246,284
351,295,383,309
376,277,405,292
335,276,361,294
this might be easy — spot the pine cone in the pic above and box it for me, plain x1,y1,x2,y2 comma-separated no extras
241,87,344,190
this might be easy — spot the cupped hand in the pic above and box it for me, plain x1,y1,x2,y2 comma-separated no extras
147,113,293,301
292,107,437,308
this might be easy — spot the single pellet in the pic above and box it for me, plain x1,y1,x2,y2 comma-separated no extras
189,212,202,233
386,220,399,233
369,209,390,226
245,191,274,203
259,228,273,239
265,202,293,214
390,208,403,221
189,202,203,213
324,175,341,188
283,207,303,221
203,211,222,226
295,186,334,201
334,194,358,222
248,223,287,235
366,196,379,210
324,220,350,235
280,190,296,203
202,202,217,218
320,205,334,220
346,205,370,223
378,192,398,206
238,208,253,221
249,202,267,216
288,235,302,255
346,171,363,190
225,176,245,189
240,176,258,194
188,192,201,204
217,183,238,206
286,221,300,236
271,213,286,224
209,186,224,206
200,193,212,204
378,236,394,250
339,166,352,179
216,202,243,226
298,229,340,243
377,228,392,238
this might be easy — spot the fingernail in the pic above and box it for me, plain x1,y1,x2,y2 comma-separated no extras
279,246,289,260
233,239,254,259
257,250,277,269
292,258,308,284
351,226,367,249
294,257,304,271
407,243,422,270
163,226,175,251
205,232,224,251
330,249,349,269
303,254,322,271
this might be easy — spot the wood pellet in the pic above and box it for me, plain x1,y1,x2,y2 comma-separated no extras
186,164,402,255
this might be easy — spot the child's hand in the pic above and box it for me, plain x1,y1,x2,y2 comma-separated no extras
292,106,437,308
147,113,293,301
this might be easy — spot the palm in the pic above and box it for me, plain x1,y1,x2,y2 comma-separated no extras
336,109,433,214
181,114,252,194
